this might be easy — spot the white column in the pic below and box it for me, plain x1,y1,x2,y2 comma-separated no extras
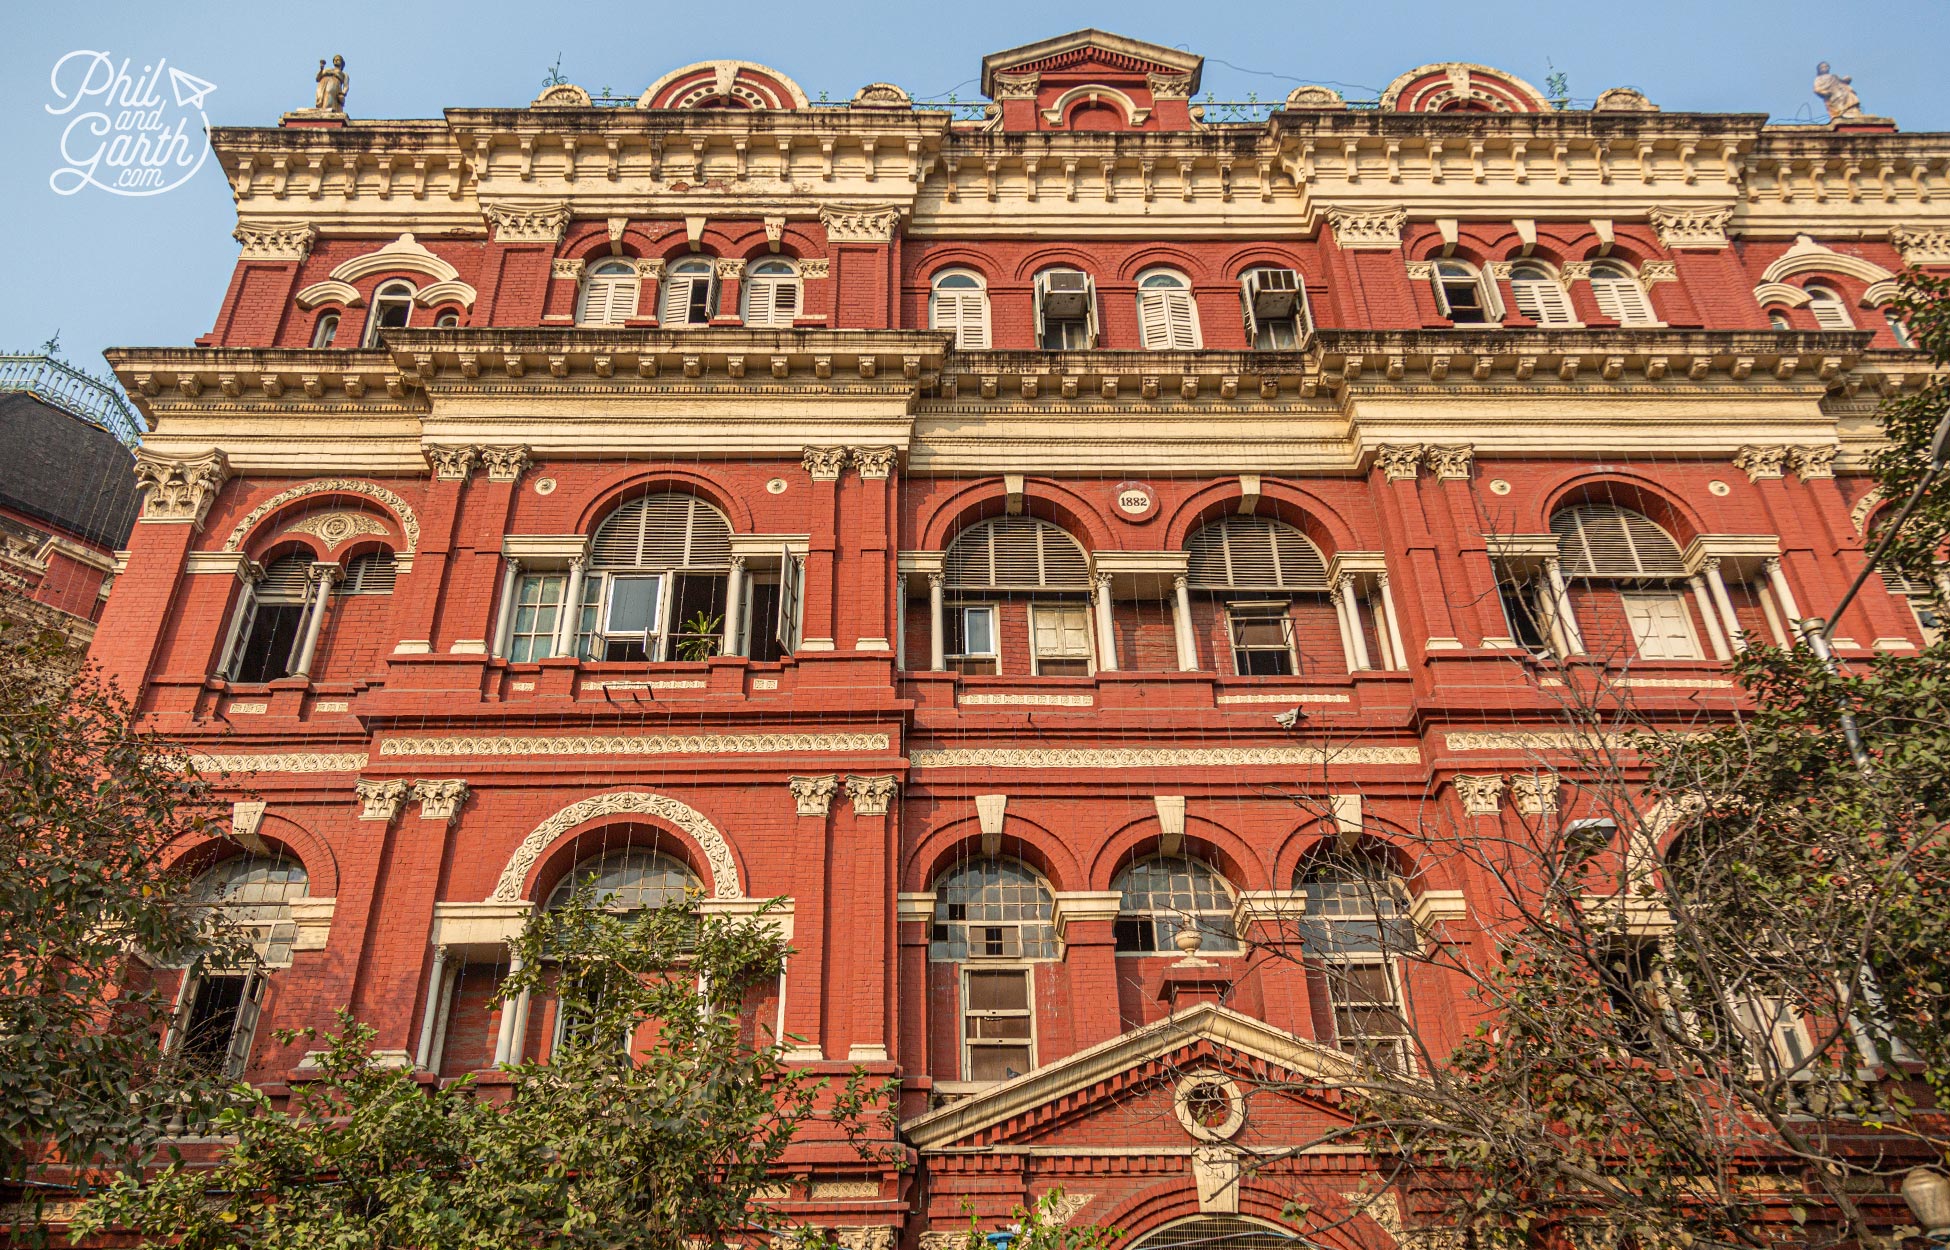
1757,583,1790,648
1690,575,1732,660
1702,558,1747,652
1337,574,1372,671
1544,557,1584,655
289,563,339,678
928,572,946,672
1368,590,1394,670
1378,572,1409,670
1332,583,1358,671
895,575,908,670
1093,572,1119,672
492,950,526,1065
554,556,587,658
509,982,532,1064
415,945,449,1070
1172,574,1198,671
722,555,746,656
1765,557,1806,637
490,559,521,658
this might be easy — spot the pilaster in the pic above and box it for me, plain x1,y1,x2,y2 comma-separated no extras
355,780,469,1053
798,446,847,651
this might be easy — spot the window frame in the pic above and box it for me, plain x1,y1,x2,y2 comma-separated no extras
1238,266,1311,350
1318,954,1414,1073
960,964,1036,1083
948,603,1000,675
169,970,267,1079
741,259,802,328
1112,855,1240,955
309,311,341,349
222,555,317,684
508,570,568,663
1619,590,1705,661
929,268,992,349
1586,260,1661,327
1430,260,1499,325
363,279,416,347
577,258,642,327
1507,261,1580,328
660,258,718,327
1804,283,1855,330
1032,267,1098,350
1135,268,1202,351
1028,601,1093,677
1225,601,1298,676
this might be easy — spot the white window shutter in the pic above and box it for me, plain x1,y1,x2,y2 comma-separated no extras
1032,273,1048,344
1624,594,1700,659
1294,277,1314,336
776,549,801,655
605,274,639,324
1810,297,1854,330
223,975,266,1078
1166,290,1200,348
958,293,990,349
219,583,257,679
1429,271,1452,317
1238,278,1261,344
1138,291,1174,350
1592,276,1655,326
661,276,691,324
1514,279,1575,326
1083,275,1099,347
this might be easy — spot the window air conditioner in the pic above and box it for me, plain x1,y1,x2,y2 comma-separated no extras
1247,268,1301,319
1040,271,1092,319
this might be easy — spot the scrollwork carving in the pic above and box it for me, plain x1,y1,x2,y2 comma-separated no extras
482,200,572,245
133,449,231,526
1373,444,1426,481
844,774,898,817
223,480,420,554
491,791,741,901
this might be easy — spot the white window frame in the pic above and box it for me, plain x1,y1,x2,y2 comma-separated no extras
660,259,718,327
1805,283,1855,330
930,269,992,349
1587,261,1661,327
1507,262,1580,327
508,570,569,662
959,964,1037,1084
1620,591,1704,661
1028,601,1094,676
577,259,642,327
363,280,416,347
1135,268,1201,350
1430,260,1500,324
167,969,267,1079
309,312,340,349
741,259,802,328
1033,268,1098,350
1225,601,1298,676
948,603,1000,674
1239,267,1311,349
586,571,673,661
1320,954,1413,1072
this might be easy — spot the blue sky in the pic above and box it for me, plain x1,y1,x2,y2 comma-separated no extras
4,0,1945,384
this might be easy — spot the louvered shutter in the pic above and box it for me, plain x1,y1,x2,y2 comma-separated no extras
945,517,1089,590
1185,517,1329,590
1809,295,1855,330
257,555,313,601
340,551,396,595
223,975,265,1078
1591,275,1655,326
745,274,800,328
591,494,733,570
1513,277,1576,326
1552,505,1686,577
1137,289,1198,350
219,583,258,679
935,291,990,349
579,273,639,326
776,548,801,654
662,273,714,326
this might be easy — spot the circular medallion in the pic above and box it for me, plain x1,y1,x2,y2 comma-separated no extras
534,477,557,495
766,477,789,495
1488,479,1512,496
1115,481,1156,519
1173,1072,1246,1142
1708,479,1731,496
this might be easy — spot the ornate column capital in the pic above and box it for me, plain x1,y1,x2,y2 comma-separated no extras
927,570,945,589
1733,444,1788,482
801,446,847,480
1648,204,1733,250
1425,444,1475,481
424,444,479,482
844,774,898,817
480,445,532,484
1373,444,1425,482
550,258,586,281
232,219,317,261
1511,773,1559,815
714,257,747,281
850,446,897,480
787,774,839,818
633,257,665,281
355,778,410,823
818,203,902,244
133,449,231,527
481,200,571,244
1324,205,1408,250
1452,774,1505,816
411,779,470,823
304,560,343,592
1788,444,1837,480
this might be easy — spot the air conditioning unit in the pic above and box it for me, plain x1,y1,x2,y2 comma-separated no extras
1040,270,1092,319
1246,268,1301,318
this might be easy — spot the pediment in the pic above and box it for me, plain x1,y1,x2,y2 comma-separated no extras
981,30,1203,95
903,1002,1354,1150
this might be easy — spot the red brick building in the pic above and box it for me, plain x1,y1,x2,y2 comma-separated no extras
97,30,1947,1249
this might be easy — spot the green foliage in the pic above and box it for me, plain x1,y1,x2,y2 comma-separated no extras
942,1189,1120,1250
1872,273,1950,587
76,893,896,1250
0,613,238,1221
674,611,724,661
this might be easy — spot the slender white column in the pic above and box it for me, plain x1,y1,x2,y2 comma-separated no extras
554,557,587,658
1544,557,1584,655
490,559,521,658
1172,574,1198,671
415,945,449,1070
1702,558,1747,653
289,563,340,678
895,575,908,670
1765,557,1806,637
1757,583,1790,648
492,950,526,1065
928,572,946,672
1093,572,1119,672
722,555,746,656
1378,571,1408,670
1332,583,1358,671
1337,574,1373,671
509,983,533,1064
1369,591,1394,670
429,960,456,1074
1690,575,1732,660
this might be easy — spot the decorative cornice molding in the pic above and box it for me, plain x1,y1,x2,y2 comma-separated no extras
787,774,838,817
1324,206,1407,250
355,778,410,822
1733,444,1788,482
550,258,586,281
1892,224,1950,266
379,731,889,758
1451,774,1504,814
133,449,231,526
223,479,421,554
845,774,898,817
802,445,847,480
1445,731,1651,752
181,752,368,774
482,200,572,245
819,203,901,244
411,779,469,823
492,791,741,901
233,219,317,261
1647,204,1733,250
910,746,1420,769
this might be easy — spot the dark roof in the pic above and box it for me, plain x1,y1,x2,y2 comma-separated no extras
0,392,139,550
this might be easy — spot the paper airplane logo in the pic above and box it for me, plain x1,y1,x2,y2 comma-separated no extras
169,67,217,110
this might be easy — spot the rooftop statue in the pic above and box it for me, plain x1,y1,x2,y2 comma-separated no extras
1812,61,1863,121
314,54,349,113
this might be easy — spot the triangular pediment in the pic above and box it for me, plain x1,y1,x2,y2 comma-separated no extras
981,30,1203,96
903,1002,1353,1150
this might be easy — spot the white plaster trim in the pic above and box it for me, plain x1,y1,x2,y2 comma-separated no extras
1753,282,1812,309
329,233,460,284
222,480,420,555
911,746,1418,768
1039,84,1150,127
382,732,889,759
413,280,478,310
1759,235,1897,287
295,280,363,310
492,791,742,901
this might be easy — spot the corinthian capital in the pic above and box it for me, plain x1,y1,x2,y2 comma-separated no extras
801,446,847,480
479,445,532,484
133,449,231,527
844,774,899,817
1425,444,1475,481
849,446,897,479
1372,444,1425,482
411,779,470,823
787,774,838,817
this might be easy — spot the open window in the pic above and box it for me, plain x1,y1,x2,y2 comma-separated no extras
1136,269,1200,350
660,258,717,327
577,258,641,327
363,279,415,346
1033,268,1097,349
221,554,313,684
577,493,739,662
949,604,1000,675
169,855,309,1079
1508,261,1577,327
1113,856,1239,954
1588,260,1659,326
1430,260,1497,324
943,516,1092,677
1240,267,1310,349
741,259,801,328
1551,503,1700,661
930,269,991,349
1226,603,1298,675
1297,846,1415,1072
1184,516,1332,677
309,312,340,349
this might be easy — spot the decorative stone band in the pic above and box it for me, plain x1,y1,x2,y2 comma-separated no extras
579,679,707,692
222,479,421,554
178,752,370,774
958,692,1094,706
1214,692,1351,703
1444,730,1675,752
491,791,741,900
379,731,890,758
910,746,1420,768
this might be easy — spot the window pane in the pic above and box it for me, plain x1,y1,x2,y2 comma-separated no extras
967,970,1029,1010
962,606,995,655
605,576,660,633
968,1044,1032,1082
1231,616,1288,648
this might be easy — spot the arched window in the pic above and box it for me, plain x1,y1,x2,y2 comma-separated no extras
222,553,315,684
1885,307,1917,348
338,549,397,595
1769,310,1792,330
1805,283,1855,330
930,857,1056,1083
1033,267,1097,349
1297,846,1413,1069
175,854,310,1077
578,259,640,327
546,846,697,914
581,493,734,662
661,257,717,327
1239,266,1310,349
433,310,461,329
943,517,1092,675
1185,516,1331,676
1431,260,1495,324
1128,1219,1298,1250
1508,261,1577,327
363,280,415,347
741,259,801,328
930,269,991,349
309,312,340,349
1588,260,1658,326
1112,856,1238,953
1550,503,1702,660
1136,268,1200,350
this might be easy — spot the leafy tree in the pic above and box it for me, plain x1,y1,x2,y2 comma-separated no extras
76,892,895,1250
0,612,237,1227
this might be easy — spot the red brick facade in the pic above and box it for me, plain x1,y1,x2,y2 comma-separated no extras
97,29,1947,1249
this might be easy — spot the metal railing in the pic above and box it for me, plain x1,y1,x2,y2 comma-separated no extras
0,353,143,446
